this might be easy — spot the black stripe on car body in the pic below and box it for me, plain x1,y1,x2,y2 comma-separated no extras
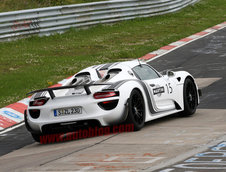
107,79,175,115
99,63,115,70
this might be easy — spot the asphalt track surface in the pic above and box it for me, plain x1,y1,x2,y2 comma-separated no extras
149,27,226,110
0,27,225,172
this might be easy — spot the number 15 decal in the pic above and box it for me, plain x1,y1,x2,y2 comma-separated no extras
166,83,173,94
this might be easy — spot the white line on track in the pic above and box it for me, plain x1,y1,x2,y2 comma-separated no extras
159,169,175,172
0,122,24,135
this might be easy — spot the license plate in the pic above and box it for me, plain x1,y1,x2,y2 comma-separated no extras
54,107,82,117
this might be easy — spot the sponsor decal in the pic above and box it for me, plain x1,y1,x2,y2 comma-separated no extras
0,108,24,123
153,86,165,96
2,110,22,120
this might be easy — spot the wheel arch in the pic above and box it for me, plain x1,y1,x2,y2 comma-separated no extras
116,80,150,122
125,87,146,131
184,75,200,105
132,87,144,98
185,75,195,85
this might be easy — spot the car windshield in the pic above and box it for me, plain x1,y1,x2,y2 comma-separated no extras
133,65,160,80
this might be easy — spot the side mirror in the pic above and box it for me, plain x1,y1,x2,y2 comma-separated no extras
160,70,167,75
167,71,175,77
161,70,175,77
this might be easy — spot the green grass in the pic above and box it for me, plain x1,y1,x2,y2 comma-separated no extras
0,0,105,12
0,0,225,108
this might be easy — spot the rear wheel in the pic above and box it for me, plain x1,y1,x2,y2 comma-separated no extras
181,78,198,116
31,133,41,142
126,89,145,131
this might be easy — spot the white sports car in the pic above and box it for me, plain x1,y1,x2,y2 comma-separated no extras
25,60,201,142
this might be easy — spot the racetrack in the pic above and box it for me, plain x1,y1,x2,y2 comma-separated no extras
0,27,226,172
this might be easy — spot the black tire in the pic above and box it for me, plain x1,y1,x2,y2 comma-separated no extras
126,89,145,131
181,78,198,116
31,133,41,142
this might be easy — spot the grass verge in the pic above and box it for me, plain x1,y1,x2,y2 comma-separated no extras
0,0,225,108
0,0,105,13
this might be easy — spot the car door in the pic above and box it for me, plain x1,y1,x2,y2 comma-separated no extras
133,64,176,112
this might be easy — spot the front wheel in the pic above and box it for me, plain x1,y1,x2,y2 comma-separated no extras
181,78,198,116
125,89,145,131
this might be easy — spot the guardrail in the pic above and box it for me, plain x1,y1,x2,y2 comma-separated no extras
0,0,198,41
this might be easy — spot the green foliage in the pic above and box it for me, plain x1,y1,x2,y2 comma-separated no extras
35,0,65,6
0,0,105,12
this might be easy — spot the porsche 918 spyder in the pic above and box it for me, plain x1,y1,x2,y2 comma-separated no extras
25,60,201,142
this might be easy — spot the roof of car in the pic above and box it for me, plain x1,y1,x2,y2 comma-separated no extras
91,60,146,71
